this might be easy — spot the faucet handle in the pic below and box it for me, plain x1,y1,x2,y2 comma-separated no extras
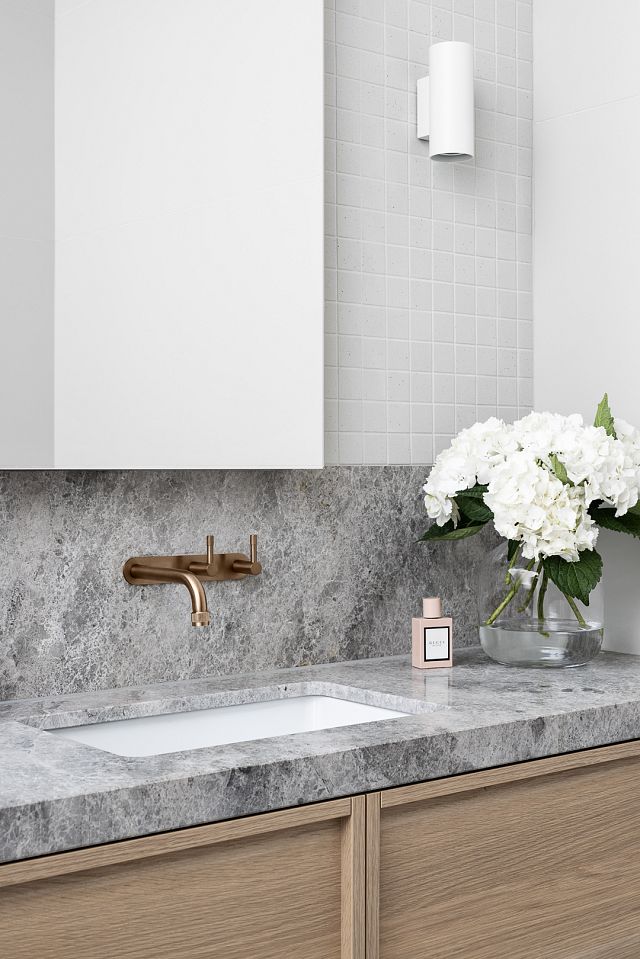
187,534,216,577
232,534,262,576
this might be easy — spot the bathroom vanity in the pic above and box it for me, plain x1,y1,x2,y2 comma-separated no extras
2,649,640,958
2,741,638,958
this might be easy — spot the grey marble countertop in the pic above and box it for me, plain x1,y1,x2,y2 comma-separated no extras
3,646,640,865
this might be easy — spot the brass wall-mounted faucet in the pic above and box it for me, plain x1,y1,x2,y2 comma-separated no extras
123,534,262,627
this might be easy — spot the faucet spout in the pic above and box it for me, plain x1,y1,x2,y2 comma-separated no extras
129,564,211,627
124,534,262,626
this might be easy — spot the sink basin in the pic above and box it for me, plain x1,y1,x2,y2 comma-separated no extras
48,695,409,757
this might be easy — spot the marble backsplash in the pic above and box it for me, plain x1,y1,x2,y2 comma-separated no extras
0,467,492,700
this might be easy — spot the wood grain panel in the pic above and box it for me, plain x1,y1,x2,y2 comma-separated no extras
378,753,640,959
0,800,356,959
380,740,640,809
341,795,366,959
365,792,381,959
0,797,352,890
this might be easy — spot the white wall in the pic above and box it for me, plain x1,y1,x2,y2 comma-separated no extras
324,0,534,464
0,0,54,465
533,0,640,651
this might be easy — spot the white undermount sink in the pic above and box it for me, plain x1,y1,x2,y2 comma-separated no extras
48,695,409,757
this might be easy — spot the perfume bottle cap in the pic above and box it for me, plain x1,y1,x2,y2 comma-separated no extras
423,597,442,618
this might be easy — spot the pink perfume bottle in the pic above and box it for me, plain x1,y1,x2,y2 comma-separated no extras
412,597,453,669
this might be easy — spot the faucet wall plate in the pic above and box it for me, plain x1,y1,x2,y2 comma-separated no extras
123,534,261,627
123,551,256,585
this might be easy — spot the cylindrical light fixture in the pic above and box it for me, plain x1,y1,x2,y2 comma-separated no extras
417,41,474,161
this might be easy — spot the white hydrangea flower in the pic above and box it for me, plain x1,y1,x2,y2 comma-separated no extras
422,403,638,560
422,443,470,526
553,424,615,486
514,411,640,516
609,418,640,515
465,418,520,485
423,417,513,526
511,411,584,463
484,452,598,561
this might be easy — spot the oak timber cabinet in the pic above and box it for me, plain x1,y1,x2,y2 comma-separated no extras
1,741,640,959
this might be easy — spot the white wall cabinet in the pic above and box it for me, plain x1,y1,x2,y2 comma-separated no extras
1,0,324,468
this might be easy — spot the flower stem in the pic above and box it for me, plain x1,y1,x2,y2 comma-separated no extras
517,559,542,613
505,544,522,584
564,592,588,628
537,569,549,621
536,568,550,638
485,557,536,627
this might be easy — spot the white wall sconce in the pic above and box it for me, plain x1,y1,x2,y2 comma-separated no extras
417,41,475,161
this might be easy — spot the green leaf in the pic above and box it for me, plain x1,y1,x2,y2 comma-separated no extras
542,549,603,606
594,393,617,438
418,519,485,542
591,506,640,539
457,484,489,499
456,493,493,523
507,539,519,562
549,453,570,485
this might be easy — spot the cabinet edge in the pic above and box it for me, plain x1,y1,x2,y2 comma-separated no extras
380,739,640,809
0,796,352,890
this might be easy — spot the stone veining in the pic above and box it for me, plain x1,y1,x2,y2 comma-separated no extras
2,647,640,863
0,467,491,699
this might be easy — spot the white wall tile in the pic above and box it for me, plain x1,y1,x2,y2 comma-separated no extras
326,0,533,463
364,432,388,462
411,432,433,464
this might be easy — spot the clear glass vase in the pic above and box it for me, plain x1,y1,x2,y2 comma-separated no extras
478,543,604,668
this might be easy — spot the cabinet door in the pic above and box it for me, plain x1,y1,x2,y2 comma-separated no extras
367,742,640,959
1,0,323,468
0,796,365,959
